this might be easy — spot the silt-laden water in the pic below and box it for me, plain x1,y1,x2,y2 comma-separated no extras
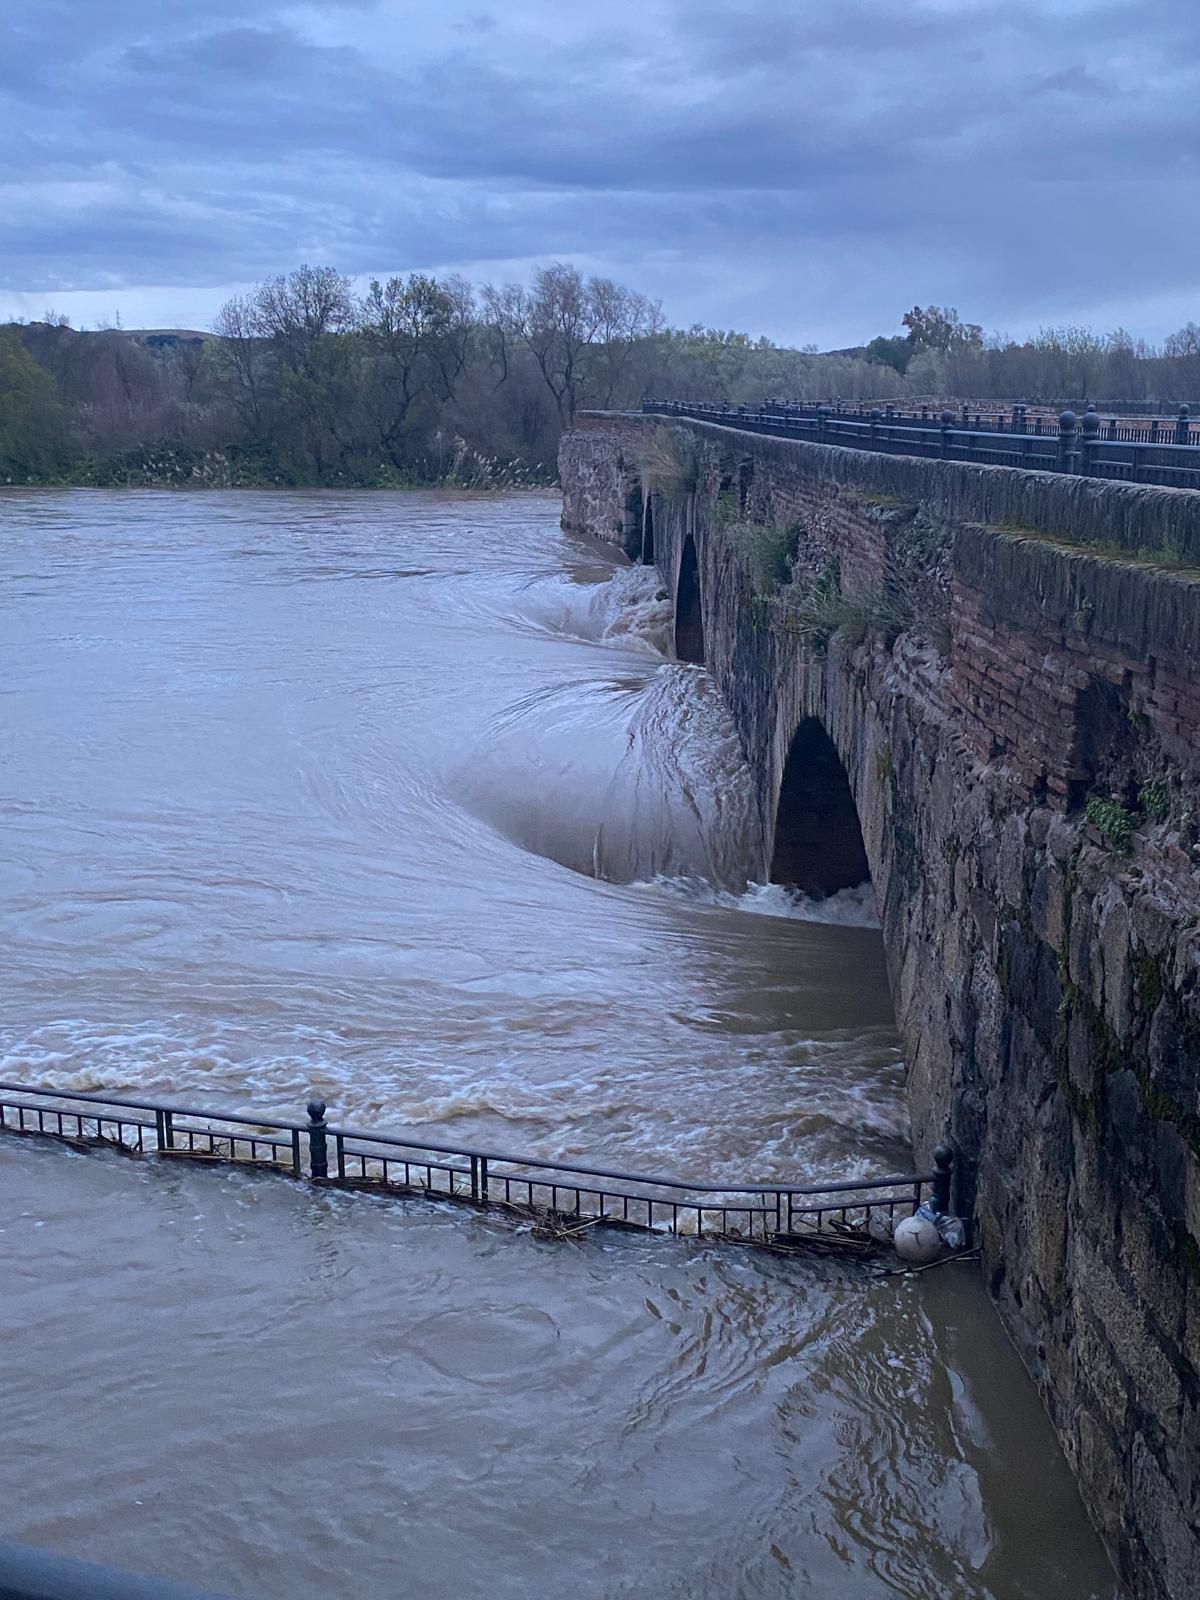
0,490,1118,1598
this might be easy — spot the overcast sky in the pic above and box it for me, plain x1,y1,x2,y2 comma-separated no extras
2,0,1197,347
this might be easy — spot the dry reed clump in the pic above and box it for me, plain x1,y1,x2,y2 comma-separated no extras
635,425,700,495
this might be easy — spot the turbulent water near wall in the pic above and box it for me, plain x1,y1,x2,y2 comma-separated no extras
0,491,1118,1599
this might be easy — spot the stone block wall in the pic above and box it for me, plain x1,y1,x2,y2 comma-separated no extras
561,412,1200,1600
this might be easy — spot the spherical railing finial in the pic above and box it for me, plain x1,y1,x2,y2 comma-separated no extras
940,408,955,426
307,1099,326,1124
1059,409,1078,429
1180,403,1190,419
1081,408,1101,437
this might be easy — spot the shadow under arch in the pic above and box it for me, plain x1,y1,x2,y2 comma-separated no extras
769,717,870,896
642,495,655,565
674,535,705,664
623,482,644,561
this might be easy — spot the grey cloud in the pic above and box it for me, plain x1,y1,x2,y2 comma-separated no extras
3,0,1200,344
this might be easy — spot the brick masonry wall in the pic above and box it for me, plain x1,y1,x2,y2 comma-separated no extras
561,412,1200,1600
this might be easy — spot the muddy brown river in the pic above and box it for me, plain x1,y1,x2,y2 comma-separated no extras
0,490,1119,1597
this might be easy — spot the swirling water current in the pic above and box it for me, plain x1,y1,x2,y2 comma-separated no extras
0,490,1118,1598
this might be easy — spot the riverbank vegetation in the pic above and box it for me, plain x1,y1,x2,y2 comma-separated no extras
5,268,1200,488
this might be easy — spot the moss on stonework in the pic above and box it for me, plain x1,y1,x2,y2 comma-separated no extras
1133,948,1165,1014
875,747,894,786
996,520,1200,576
1135,1069,1200,1161
1052,979,1124,1136
715,487,740,528
1089,1005,1122,1077
841,487,915,515
1174,1221,1200,1282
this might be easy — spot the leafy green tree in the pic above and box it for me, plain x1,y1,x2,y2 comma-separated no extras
902,305,984,354
357,274,473,469
0,329,67,480
864,335,910,375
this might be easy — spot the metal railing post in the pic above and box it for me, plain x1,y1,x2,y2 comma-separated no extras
940,408,954,458
1057,410,1079,473
306,1098,328,1180
1080,406,1100,475
931,1144,955,1214
1177,403,1191,446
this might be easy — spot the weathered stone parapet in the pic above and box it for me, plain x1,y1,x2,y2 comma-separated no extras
558,417,646,550
560,412,1200,1600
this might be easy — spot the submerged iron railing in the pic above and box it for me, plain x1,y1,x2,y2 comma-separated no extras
642,398,1200,489
0,1082,946,1251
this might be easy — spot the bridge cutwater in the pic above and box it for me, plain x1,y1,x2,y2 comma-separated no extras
561,406,1200,1600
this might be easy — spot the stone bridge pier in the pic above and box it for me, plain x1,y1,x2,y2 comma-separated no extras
560,411,1200,1600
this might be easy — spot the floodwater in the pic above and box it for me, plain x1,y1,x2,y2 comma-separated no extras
0,490,1118,1598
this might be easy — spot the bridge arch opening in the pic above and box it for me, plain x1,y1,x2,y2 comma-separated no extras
623,482,644,561
770,718,871,897
674,535,705,664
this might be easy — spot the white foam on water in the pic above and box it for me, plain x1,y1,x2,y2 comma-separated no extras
509,563,673,656
635,876,881,927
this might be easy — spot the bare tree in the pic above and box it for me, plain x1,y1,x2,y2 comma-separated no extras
588,277,662,407
250,265,355,377
212,294,268,432
357,273,470,466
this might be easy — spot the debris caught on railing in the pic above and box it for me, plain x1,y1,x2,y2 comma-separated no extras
0,1081,962,1266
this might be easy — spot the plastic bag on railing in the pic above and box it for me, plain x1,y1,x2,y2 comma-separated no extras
936,1214,966,1252
914,1200,966,1251
894,1201,966,1263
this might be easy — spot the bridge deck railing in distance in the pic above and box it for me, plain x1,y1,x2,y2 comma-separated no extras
641,399,1200,490
0,1082,933,1250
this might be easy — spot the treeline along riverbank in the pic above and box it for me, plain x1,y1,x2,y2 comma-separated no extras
7,263,1200,489
2,263,885,490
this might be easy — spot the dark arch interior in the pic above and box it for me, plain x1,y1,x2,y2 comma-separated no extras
674,536,705,664
623,483,644,561
642,496,655,565
770,718,871,896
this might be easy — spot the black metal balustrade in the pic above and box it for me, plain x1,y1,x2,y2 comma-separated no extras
0,1081,944,1251
641,399,1200,490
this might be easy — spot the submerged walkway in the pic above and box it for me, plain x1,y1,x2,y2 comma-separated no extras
0,1081,946,1254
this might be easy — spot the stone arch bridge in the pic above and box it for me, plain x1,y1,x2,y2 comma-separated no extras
560,410,1200,1600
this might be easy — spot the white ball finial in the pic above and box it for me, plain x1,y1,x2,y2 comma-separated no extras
894,1213,942,1264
